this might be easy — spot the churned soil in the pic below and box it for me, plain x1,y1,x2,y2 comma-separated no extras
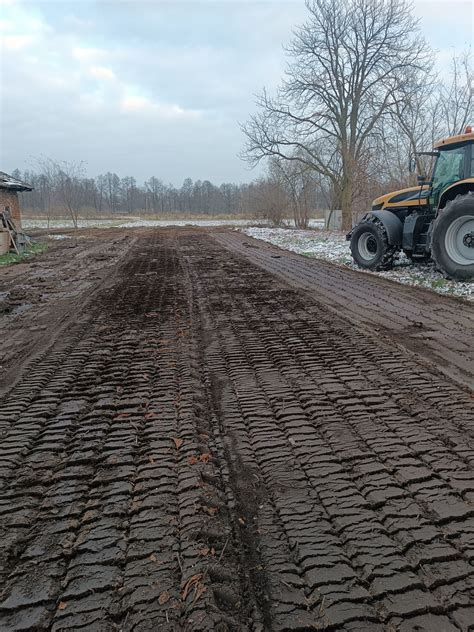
0,228,473,632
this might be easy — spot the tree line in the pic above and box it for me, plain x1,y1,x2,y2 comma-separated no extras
13,159,328,229
14,163,253,224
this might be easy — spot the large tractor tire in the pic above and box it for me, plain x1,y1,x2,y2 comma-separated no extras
350,218,398,271
431,193,474,281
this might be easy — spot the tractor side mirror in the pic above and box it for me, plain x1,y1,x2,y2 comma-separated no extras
409,155,417,173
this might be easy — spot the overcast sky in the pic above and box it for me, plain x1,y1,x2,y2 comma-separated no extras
1,0,472,185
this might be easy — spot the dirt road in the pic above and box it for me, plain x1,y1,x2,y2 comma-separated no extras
1,229,473,631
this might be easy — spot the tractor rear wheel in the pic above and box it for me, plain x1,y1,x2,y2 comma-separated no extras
350,219,397,271
431,193,474,281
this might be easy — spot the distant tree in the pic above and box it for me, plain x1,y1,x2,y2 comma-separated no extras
145,176,166,214
250,173,291,226
54,160,86,228
121,176,138,214
35,158,85,227
269,157,316,228
104,172,120,213
181,177,193,213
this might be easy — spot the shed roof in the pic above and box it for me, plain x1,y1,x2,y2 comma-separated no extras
0,171,33,191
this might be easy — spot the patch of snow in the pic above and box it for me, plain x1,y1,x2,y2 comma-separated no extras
23,217,326,230
23,218,266,230
116,219,265,228
46,234,72,240
241,226,473,301
23,218,129,229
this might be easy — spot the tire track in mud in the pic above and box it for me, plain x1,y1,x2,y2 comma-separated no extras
0,229,473,631
0,233,253,631
213,230,473,389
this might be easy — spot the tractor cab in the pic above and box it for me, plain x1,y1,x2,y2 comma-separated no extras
428,134,473,209
347,127,474,281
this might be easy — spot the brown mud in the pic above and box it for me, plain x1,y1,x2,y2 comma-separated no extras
0,228,473,631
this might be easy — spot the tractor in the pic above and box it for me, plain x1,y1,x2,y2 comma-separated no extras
347,126,474,281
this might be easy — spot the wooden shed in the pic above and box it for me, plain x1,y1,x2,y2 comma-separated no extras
0,171,33,229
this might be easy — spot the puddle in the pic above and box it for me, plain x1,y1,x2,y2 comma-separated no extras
11,303,33,316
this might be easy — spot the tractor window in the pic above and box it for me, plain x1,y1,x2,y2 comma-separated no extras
432,145,466,194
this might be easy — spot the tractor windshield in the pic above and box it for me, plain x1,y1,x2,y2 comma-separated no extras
431,145,466,196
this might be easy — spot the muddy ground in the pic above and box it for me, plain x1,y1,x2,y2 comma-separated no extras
0,228,473,632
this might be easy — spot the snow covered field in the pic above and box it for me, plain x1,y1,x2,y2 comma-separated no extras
23,217,325,230
242,227,473,301
23,218,260,230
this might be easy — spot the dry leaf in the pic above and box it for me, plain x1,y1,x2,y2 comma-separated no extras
193,582,207,603
198,547,210,556
203,506,218,516
149,455,156,464
58,602,67,610
159,591,170,605
173,438,183,450
145,411,156,419
149,553,158,562
238,517,246,525
181,573,204,601
188,456,198,465
200,453,211,463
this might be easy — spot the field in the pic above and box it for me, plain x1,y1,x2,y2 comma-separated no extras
0,226,473,632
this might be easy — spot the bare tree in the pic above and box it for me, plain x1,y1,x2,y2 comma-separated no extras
269,157,315,228
54,161,86,228
242,0,432,230
438,49,473,137
36,159,86,227
36,158,74,227
392,75,441,177
250,175,290,226
390,48,472,185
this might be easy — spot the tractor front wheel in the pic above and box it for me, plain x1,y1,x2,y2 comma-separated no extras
431,193,474,281
350,219,397,271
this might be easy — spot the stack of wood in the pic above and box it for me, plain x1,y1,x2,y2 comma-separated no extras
0,209,32,255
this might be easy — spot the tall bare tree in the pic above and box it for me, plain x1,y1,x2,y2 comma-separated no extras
242,0,432,230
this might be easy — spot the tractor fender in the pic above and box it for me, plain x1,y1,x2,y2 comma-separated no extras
370,211,403,246
438,180,474,210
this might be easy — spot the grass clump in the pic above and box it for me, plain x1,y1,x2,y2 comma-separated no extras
0,242,48,266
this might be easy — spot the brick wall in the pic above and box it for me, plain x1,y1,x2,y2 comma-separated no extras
0,190,21,228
